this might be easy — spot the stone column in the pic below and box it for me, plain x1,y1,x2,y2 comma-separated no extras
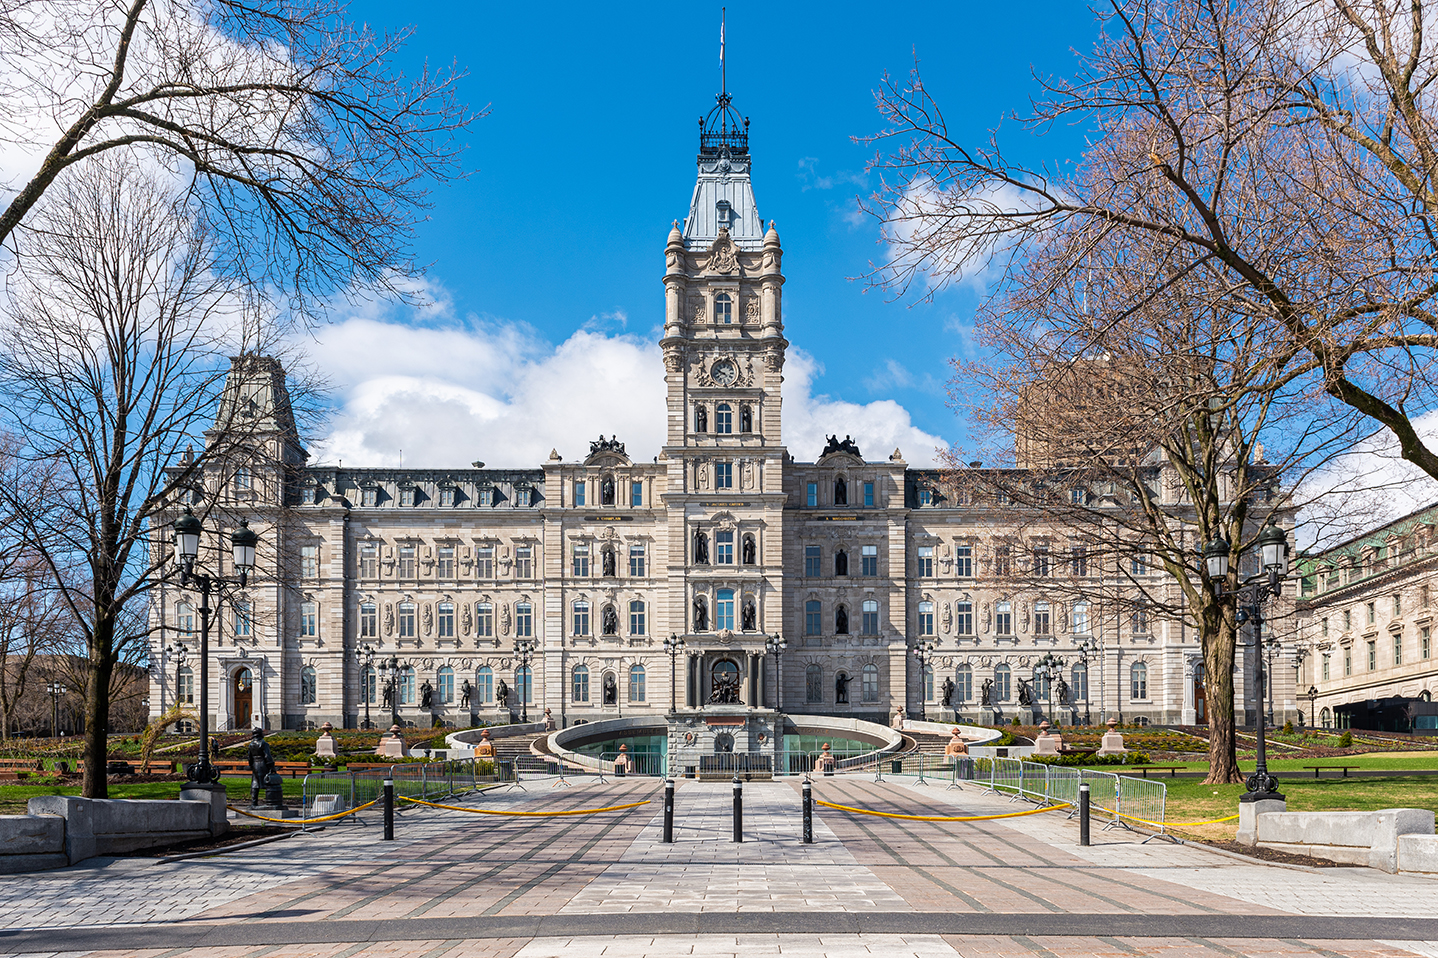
1181,653,1200,725
747,653,760,707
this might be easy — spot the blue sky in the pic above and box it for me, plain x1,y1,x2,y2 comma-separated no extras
306,2,1103,468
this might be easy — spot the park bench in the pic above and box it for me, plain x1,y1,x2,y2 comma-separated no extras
213,759,311,777
1133,765,1190,778
0,758,43,772
1302,765,1362,778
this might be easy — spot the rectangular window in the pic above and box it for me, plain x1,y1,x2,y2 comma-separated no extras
361,487,377,507
1367,602,1376,625
1131,668,1147,700
438,603,455,638
476,603,494,637
715,532,734,565
514,487,532,507
479,487,493,507
398,604,415,638
573,542,590,577
573,601,590,636
398,545,416,578
1034,602,1050,635
995,601,1012,635
630,601,647,636
1321,617,1329,638
515,603,533,637
360,543,378,579
954,545,972,578
918,487,932,505
862,667,879,702
1423,626,1432,659
715,461,733,489
1343,610,1352,631
233,600,252,637
631,481,643,507
862,600,880,635
806,667,823,704
715,591,734,631
1394,594,1403,616
360,603,377,638
629,544,646,576
955,601,973,635
1032,549,1049,578
1072,602,1089,635
1071,546,1088,577
234,466,251,492
629,667,646,702
1345,648,1352,676
300,545,318,579
575,481,586,507
300,601,317,637
573,667,589,702
805,600,822,635
1131,608,1149,635
1322,654,1330,680
1395,635,1403,666
515,545,533,578
1131,553,1147,576
437,546,455,579
805,545,821,577
806,482,817,507
918,602,934,636
1367,640,1376,670
861,545,878,576
917,545,934,577
1423,586,1432,609
993,546,1011,577
439,486,455,507
863,481,875,507
476,545,495,579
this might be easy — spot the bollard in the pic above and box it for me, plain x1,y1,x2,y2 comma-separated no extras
383,779,395,841
662,778,675,843
1079,782,1090,847
732,775,743,843
801,778,813,844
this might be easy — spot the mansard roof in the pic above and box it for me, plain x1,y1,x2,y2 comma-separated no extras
683,91,765,252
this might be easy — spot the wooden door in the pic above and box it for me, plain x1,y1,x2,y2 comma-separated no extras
1194,664,1207,725
233,668,253,729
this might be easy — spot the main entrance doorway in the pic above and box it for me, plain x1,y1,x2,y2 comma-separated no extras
233,667,253,729
1194,664,1207,725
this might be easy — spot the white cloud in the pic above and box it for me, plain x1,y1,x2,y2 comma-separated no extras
302,306,948,469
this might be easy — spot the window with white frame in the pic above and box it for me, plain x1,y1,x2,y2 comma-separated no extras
955,664,973,702
1034,601,1050,635
629,599,646,635
360,543,378,578
716,461,733,489
516,602,533,637
996,601,1013,635
233,600,252,637
438,666,454,704
398,544,416,578
862,599,880,635
515,545,533,578
301,545,319,578
1072,602,1089,634
917,545,934,577
861,663,879,702
806,664,823,703
629,664,646,701
437,602,455,638
714,292,733,324
918,601,935,636
177,666,195,704
399,666,416,705
300,666,317,705
437,546,456,579
805,546,821,577
716,403,733,434
573,600,590,635
954,545,973,577
955,601,973,635
300,601,318,637
805,600,822,635
398,602,416,638
573,542,590,577
572,664,590,702
360,602,377,638
994,663,1011,701
716,531,734,564
862,545,878,576
629,544,646,576
1130,662,1148,700
716,590,734,631
574,480,586,507
476,602,494,637
176,602,194,635
475,666,493,704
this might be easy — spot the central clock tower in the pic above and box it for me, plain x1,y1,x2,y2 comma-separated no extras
661,87,789,717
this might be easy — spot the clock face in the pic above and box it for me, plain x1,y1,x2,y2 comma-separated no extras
711,359,738,386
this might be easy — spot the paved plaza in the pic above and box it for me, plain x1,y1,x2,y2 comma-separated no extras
3,777,1438,958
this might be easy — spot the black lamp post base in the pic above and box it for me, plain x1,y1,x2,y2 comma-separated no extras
1240,788,1286,803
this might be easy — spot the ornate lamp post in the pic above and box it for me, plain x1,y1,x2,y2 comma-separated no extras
382,654,400,726
911,637,937,721
1204,522,1290,802
46,681,66,738
513,637,536,722
166,642,189,715
352,644,377,729
1076,637,1099,725
664,633,687,712
1308,685,1319,729
172,507,259,785
1037,651,1064,726
765,633,788,711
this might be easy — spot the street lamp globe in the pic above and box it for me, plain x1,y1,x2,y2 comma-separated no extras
173,508,202,563
231,520,258,578
1258,523,1288,574
1203,534,1231,579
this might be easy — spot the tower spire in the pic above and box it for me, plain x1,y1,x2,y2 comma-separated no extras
720,7,726,98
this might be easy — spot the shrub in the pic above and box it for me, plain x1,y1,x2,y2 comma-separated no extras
1011,716,1021,726
1282,721,1293,734
1339,730,1352,747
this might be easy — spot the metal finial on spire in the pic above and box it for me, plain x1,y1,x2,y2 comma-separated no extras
699,8,748,157
720,7,726,98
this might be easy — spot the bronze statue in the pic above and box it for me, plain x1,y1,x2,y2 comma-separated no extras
420,680,434,709
496,678,510,708
741,600,756,632
708,674,741,704
246,729,275,806
740,405,752,433
693,531,709,564
602,604,619,635
835,672,849,704
695,405,707,433
1056,676,1070,706
980,677,994,706
460,679,473,709
835,550,848,575
603,673,618,704
1018,678,1033,707
742,535,756,565
835,604,848,634
601,475,615,505
941,677,956,707
693,596,708,632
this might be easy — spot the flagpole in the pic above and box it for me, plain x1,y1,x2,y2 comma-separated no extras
720,7,726,98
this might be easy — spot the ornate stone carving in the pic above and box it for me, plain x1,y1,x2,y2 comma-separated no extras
500,603,512,636
384,603,394,636
590,435,626,458
982,601,992,634
423,603,433,636
709,234,738,274
461,603,472,636
744,297,760,323
664,350,683,373
941,602,953,634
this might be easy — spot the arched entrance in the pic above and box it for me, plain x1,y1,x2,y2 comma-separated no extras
232,667,253,729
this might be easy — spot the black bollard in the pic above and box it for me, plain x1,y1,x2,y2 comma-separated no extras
1079,782,1090,847
732,775,743,843
662,778,675,843
802,778,813,844
383,778,395,841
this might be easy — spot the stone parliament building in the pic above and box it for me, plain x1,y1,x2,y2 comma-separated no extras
148,88,1276,740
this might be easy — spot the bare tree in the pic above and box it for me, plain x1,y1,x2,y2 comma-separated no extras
0,0,477,317
862,0,1438,484
0,157,299,797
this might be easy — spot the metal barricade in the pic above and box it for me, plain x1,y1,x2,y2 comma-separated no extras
988,757,1024,798
1042,765,1082,812
1018,762,1049,804
1079,769,1120,823
667,750,774,781
598,750,668,778
1116,774,1167,838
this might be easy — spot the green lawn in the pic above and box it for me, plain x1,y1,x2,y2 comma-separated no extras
0,776,305,815
1112,750,1438,772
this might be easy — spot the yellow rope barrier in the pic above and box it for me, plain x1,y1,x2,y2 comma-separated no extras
227,799,378,825
815,798,1070,822
399,796,651,817
1118,812,1240,827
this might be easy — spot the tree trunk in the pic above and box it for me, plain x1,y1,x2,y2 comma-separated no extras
81,615,115,799
1202,597,1242,784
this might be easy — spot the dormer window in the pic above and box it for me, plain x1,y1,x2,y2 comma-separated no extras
716,200,734,231
438,486,455,508
714,292,733,324
361,486,377,508
398,486,416,507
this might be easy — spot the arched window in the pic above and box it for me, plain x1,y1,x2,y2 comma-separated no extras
955,664,972,702
398,601,416,638
629,599,647,635
176,602,194,634
1070,664,1089,701
1032,667,1050,700
476,666,494,705
300,666,317,705
919,601,935,636
994,664,1012,702
834,478,847,505
399,666,416,705
861,663,879,702
716,403,733,434
716,589,735,630
1320,706,1332,728
629,664,646,702
437,666,455,704
572,664,590,702
806,664,823,703
362,666,376,705
177,666,195,705
714,292,733,324
1130,662,1148,700
517,665,532,704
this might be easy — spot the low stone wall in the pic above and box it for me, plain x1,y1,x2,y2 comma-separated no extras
1245,805,1434,872
1397,834,1438,875
0,786,229,873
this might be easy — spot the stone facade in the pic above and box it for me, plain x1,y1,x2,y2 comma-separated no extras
147,91,1236,735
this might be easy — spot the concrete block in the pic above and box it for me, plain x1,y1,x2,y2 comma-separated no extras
0,814,64,856
92,799,208,836
1236,798,1286,846
0,853,68,874
1249,807,1433,871
28,795,94,865
1398,834,1438,874
180,783,230,835
1370,808,1435,873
